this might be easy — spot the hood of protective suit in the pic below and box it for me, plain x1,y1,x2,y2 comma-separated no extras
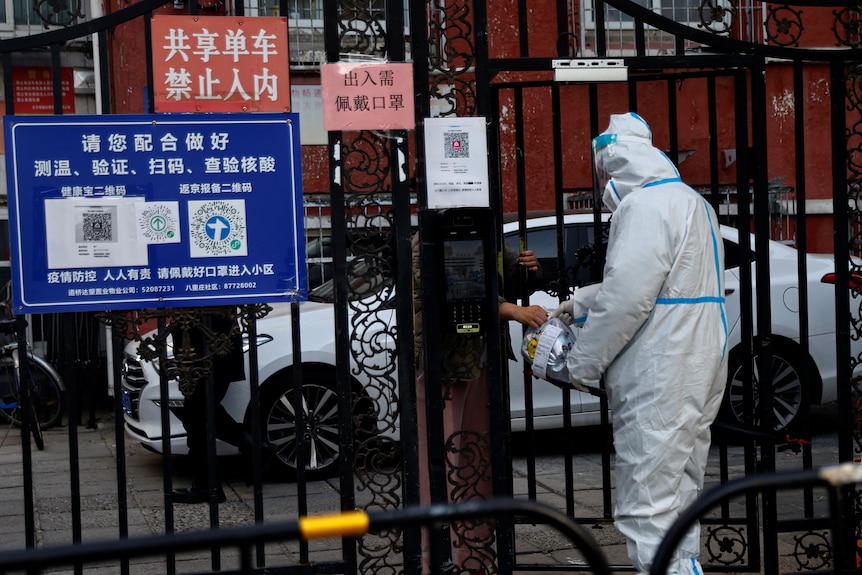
593,112,682,212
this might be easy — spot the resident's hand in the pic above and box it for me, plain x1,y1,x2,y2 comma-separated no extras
518,250,540,272
512,304,548,329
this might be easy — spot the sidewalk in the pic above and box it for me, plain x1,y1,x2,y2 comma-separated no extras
0,403,844,573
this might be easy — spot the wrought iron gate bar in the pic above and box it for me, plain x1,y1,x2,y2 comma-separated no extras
789,58,818,519
0,0,172,53
0,0,856,573
488,69,739,92
487,0,859,567
486,55,757,75
593,0,862,59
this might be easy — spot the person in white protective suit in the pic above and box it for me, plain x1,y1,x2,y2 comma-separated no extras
551,112,729,575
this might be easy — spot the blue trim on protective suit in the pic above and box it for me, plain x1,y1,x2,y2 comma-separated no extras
650,198,729,362
705,198,729,360
691,558,702,575
656,150,682,178
656,296,725,304
629,111,649,132
643,177,683,188
608,180,622,205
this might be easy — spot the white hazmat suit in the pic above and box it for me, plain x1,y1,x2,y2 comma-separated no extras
561,113,728,575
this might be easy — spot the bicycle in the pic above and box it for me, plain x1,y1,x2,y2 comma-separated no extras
0,318,65,450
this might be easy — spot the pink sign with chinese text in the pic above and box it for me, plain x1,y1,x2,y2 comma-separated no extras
151,15,290,113
321,62,415,131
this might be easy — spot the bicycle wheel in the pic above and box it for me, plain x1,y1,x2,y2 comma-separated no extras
0,354,45,449
26,395,44,450
0,352,64,430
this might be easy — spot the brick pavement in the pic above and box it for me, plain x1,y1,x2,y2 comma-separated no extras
0,403,844,574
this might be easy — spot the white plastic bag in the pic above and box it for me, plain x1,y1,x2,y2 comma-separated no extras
521,317,577,385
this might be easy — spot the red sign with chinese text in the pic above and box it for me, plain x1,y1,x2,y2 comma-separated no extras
321,62,415,131
12,67,75,115
151,15,290,113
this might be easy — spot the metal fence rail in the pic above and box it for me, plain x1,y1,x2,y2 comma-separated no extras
649,463,862,575
0,498,611,575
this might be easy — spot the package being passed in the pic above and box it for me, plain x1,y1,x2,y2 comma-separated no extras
521,317,577,386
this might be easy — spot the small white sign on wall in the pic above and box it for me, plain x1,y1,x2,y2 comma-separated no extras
291,85,326,145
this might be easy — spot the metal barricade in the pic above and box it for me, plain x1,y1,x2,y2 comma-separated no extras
0,498,612,575
650,463,862,575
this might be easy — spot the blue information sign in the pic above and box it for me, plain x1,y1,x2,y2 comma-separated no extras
4,113,306,313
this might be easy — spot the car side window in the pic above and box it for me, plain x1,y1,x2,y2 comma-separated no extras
566,223,604,286
723,238,737,271
505,221,607,297
505,227,557,296
722,237,753,272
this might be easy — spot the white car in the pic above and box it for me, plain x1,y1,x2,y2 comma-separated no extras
505,214,850,436
121,213,850,478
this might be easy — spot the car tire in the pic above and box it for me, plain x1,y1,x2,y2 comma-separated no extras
719,340,816,433
254,366,375,480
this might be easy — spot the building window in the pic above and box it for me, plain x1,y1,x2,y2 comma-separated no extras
583,0,701,30
577,0,763,56
3,0,81,30
242,0,402,68
0,0,12,29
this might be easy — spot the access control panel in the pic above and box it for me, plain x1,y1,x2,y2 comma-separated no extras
439,208,493,334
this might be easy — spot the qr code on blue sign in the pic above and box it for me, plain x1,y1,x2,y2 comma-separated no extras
80,210,115,242
444,131,469,158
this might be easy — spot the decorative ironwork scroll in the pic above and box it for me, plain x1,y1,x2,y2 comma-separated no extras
833,5,862,49
697,0,735,36
339,0,389,57
764,4,804,46
33,0,85,28
792,531,832,571
328,4,404,571
704,524,748,566
428,0,477,118
845,61,862,571
97,306,271,391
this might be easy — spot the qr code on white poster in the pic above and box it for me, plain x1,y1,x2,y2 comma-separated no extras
77,208,117,243
444,131,469,158
187,199,248,258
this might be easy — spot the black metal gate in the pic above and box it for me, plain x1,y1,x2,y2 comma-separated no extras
468,1,862,573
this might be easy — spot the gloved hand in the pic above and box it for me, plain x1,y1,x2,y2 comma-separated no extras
549,283,602,327
549,299,575,326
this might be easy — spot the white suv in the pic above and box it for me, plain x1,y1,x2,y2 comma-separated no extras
121,213,848,478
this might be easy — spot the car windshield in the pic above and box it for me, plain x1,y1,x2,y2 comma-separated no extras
307,234,394,303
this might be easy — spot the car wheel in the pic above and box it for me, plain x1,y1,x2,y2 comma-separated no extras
255,367,375,480
720,341,813,433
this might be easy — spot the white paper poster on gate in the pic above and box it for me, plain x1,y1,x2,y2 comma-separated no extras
424,116,489,209
45,197,149,269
